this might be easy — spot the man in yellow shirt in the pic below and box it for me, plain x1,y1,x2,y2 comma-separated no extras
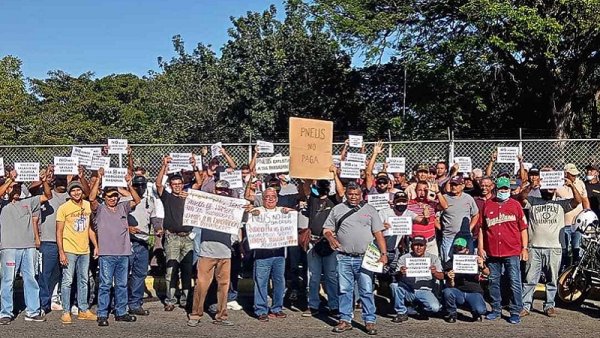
56,181,99,324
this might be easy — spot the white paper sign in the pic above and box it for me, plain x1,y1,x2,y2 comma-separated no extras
71,147,94,166
182,190,246,235
406,257,432,277
256,156,290,174
386,157,406,173
348,135,363,148
372,162,385,174
340,161,361,179
367,193,390,210
169,153,193,173
89,156,111,171
257,140,274,154
384,216,412,236
514,162,533,175
53,157,79,175
108,139,128,155
220,170,244,189
14,162,39,182
211,142,223,158
497,147,519,163
453,157,472,173
332,155,342,167
361,243,383,273
346,152,366,169
0,158,4,177
452,255,479,274
194,155,203,168
89,147,102,157
246,209,298,249
540,171,565,189
102,168,127,188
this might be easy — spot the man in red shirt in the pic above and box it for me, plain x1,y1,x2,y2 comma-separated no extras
478,177,528,325
407,181,448,256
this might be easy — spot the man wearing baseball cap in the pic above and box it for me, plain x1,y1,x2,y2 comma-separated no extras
404,164,433,200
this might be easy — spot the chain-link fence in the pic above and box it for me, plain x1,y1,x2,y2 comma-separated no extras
1,139,600,179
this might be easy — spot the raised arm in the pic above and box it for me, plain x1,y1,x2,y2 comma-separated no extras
365,140,384,190
77,165,91,197
485,151,497,177
330,165,345,200
340,139,349,161
220,147,237,170
89,168,103,211
127,145,134,177
39,170,53,204
249,145,259,173
125,173,142,209
155,155,171,197
191,154,206,190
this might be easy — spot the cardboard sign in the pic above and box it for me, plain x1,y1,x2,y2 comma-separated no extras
540,171,565,189
289,117,333,180
246,209,298,249
71,147,94,166
386,157,406,173
89,156,111,171
361,243,383,273
514,162,533,175
453,157,472,173
383,216,412,236
211,142,223,158
0,158,4,177
348,135,363,148
102,168,127,188
452,254,479,274
497,147,519,163
406,257,431,277
257,140,274,154
15,162,39,182
182,190,246,235
220,170,244,189
340,161,361,179
367,194,390,210
256,156,290,174
53,157,78,175
169,153,193,173
107,139,128,155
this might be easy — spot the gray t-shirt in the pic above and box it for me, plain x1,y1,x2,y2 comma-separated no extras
126,196,157,242
396,252,442,290
323,203,384,255
199,228,232,259
441,193,479,237
39,190,69,242
528,197,572,248
0,196,41,249
94,201,132,256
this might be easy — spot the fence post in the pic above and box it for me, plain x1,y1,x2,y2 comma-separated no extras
519,128,523,155
387,129,393,158
448,127,455,164
248,131,253,164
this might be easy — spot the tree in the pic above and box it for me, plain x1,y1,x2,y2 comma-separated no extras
0,56,34,144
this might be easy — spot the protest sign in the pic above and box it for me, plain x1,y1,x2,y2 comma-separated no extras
452,255,479,274
348,135,363,148
246,209,298,249
367,194,389,210
102,168,127,188
89,156,110,171
373,162,384,174
386,157,406,173
14,162,39,182
211,142,223,158
220,170,244,189
361,243,384,273
540,171,565,189
289,117,333,180
89,147,102,157
406,257,432,278
182,190,246,235
497,147,519,163
383,216,412,236
256,156,290,174
346,152,367,163
71,147,94,166
169,153,193,173
340,161,361,179
53,157,78,175
453,157,472,173
514,162,533,175
332,155,341,167
107,139,128,154
0,158,4,177
257,140,274,154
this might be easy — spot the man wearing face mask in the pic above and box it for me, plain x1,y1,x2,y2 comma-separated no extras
584,164,600,217
379,192,421,268
407,181,448,256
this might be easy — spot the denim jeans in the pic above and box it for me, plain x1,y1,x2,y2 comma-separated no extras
390,282,441,314
442,288,486,315
61,253,90,313
337,254,376,324
487,255,522,316
128,241,149,310
560,226,582,270
253,256,285,316
97,255,129,317
164,234,194,306
192,227,202,266
522,247,561,311
306,245,338,310
228,243,242,302
0,248,41,318
39,241,61,310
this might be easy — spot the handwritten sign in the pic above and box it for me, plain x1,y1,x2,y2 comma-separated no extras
386,157,406,173
406,257,431,277
169,153,193,173
102,168,127,188
211,142,223,158
452,255,479,274
384,216,412,236
246,209,298,249
220,170,243,189
53,157,78,175
348,135,363,148
89,156,111,171
361,243,383,273
256,156,290,174
257,140,274,154
71,147,94,166
14,162,40,182
372,162,384,174
540,171,565,189
340,161,361,179
367,194,390,210
0,158,4,177
514,162,533,175
108,139,128,155
497,147,519,164
453,157,472,173
289,117,333,180
182,190,246,235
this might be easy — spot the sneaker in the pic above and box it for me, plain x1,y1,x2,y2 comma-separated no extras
545,308,557,317
508,314,521,324
471,313,483,322
187,318,200,327
212,319,234,326
164,304,176,312
485,312,501,321
70,306,79,316
60,313,72,324
302,308,319,317
97,317,109,327
129,308,150,316
520,309,530,317
25,312,46,322
115,314,137,322
268,311,287,319
392,313,408,323
365,322,377,335
332,320,353,333
257,314,269,322
444,314,457,323
227,301,243,311
78,310,98,321
0,317,11,325
51,302,63,311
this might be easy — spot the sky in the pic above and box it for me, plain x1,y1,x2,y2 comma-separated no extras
0,0,284,79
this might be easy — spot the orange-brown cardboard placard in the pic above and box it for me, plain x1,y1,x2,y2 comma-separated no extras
289,117,333,179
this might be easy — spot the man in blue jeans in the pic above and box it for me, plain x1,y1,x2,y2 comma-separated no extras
322,182,387,335
90,168,141,326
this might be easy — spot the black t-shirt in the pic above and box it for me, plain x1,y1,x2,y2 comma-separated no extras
305,194,339,236
443,260,483,294
159,190,192,233
585,182,600,216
